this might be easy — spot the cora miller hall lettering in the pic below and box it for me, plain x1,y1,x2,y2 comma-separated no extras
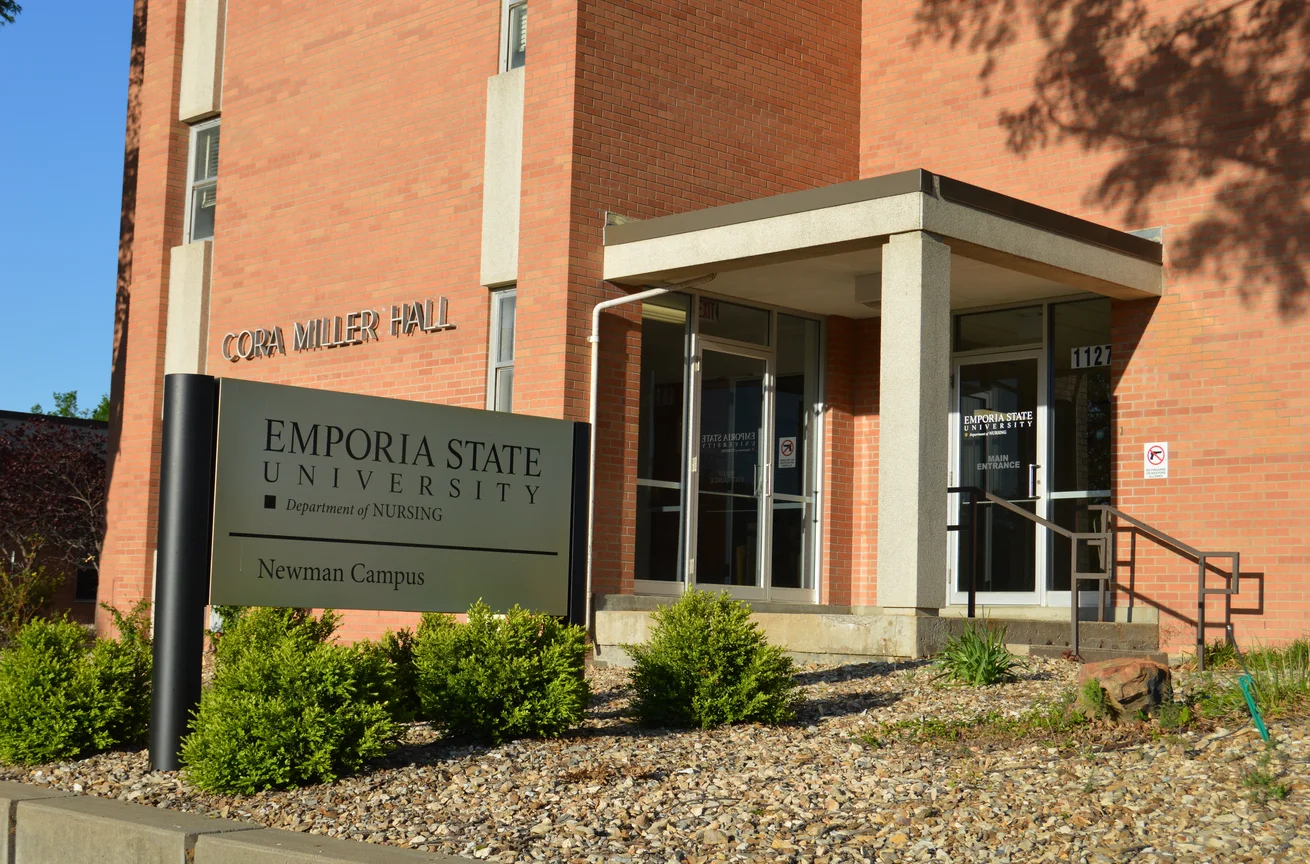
221,297,455,362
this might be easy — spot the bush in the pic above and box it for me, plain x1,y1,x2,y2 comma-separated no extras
0,560,65,646
413,602,588,743
0,602,152,764
363,627,419,722
626,589,798,729
933,622,1020,687
181,608,400,793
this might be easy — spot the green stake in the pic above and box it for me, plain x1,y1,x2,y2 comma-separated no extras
1229,625,1270,743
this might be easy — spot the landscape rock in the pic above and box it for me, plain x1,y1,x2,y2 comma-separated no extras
1077,657,1173,721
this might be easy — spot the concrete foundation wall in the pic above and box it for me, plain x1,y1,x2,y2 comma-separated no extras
0,782,462,864
592,598,1159,666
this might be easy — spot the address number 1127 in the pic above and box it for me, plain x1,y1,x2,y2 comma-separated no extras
1071,345,1111,369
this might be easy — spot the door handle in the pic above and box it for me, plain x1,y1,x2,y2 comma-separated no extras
1028,464,1041,498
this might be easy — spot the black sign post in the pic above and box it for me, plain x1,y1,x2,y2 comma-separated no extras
149,373,219,771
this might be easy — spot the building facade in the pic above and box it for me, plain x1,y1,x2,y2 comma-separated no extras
102,0,1309,657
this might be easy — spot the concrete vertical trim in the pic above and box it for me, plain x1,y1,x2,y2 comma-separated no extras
876,231,951,612
178,0,226,122
164,240,213,375
480,68,525,287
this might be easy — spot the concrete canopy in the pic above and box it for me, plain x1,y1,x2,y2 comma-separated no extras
601,169,1163,312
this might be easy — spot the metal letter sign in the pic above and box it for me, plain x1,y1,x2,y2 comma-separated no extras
1144,442,1169,480
210,379,581,615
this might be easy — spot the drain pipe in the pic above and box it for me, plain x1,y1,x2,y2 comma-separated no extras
585,274,715,639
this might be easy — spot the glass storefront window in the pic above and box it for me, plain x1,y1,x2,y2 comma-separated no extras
954,305,1043,352
1050,298,1111,494
771,314,820,589
697,297,770,345
1047,297,1112,592
634,295,689,582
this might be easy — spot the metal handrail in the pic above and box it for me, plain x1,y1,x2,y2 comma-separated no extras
1090,504,1242,671
948,486,1109,658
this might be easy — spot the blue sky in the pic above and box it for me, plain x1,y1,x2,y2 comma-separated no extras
0,1,135,414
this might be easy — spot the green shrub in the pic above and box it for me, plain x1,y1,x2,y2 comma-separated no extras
0,602,152,764
933,622,1020,686
626,589,798,729
413,603,588,743
362,627,419,722
181,608,400,793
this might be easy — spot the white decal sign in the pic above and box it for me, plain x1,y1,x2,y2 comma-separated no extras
778,436,797,469
1071,345,1112,369
962,409,1035,439
209,379,578,615
1144,442,1169,480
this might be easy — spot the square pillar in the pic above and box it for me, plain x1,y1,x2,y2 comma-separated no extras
877,230,951,612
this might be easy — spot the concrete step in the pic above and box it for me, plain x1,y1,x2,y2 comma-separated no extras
1028,645,1169,665
943,617,1160,652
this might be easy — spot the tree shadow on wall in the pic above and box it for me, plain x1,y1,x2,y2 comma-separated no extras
913,0,1308,317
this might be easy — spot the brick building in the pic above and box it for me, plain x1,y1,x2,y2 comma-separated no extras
102,0,1309,659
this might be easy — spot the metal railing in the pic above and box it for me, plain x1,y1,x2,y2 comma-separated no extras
1089,504,1243,671
948,486,1109,658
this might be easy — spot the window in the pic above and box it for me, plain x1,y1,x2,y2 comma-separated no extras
187,120,220,242
635,294,690,582
487,288,516,411
74,566,98,603
502,1,527,70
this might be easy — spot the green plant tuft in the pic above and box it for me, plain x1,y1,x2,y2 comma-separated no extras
0,602,152,765
181,607,400,793
625,589,798,729
1242,750,1291,803
1194,637,1310,720
1076,678,1113,721
1157,701,1193,730
933,622,1021,686
413,602,588,743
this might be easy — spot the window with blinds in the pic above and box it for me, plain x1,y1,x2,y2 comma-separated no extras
505,2,527,70
487,288,516,411
187,120,220,242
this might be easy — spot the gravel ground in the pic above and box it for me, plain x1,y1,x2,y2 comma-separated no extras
3,657,1307,863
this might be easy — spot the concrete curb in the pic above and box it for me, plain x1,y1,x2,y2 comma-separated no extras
0,781,468,864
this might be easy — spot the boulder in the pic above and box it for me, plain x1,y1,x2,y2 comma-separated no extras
1076,657,1172,722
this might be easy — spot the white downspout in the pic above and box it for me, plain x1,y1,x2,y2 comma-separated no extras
585,275,714,639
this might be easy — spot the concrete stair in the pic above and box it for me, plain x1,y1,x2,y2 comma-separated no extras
942,617,1165,663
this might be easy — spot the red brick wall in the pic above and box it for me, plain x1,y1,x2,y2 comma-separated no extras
862,2,1310,650
205,0,500,643
100,0,187,634
562,0,864,596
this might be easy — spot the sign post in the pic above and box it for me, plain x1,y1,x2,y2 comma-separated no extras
149,374,218,771
149,375,588,769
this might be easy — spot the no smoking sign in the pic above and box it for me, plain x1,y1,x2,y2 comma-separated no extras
778,436,797,469
1144,442,1169,479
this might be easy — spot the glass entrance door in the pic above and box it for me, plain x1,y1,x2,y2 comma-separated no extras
952,354,1045,603
691,343,770,595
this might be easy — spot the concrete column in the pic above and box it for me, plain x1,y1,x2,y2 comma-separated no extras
164,241,213,375
480,68,525,287
179,0,226,122
876,230,951,612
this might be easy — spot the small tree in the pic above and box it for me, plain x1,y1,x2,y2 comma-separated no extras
0,416,107,578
